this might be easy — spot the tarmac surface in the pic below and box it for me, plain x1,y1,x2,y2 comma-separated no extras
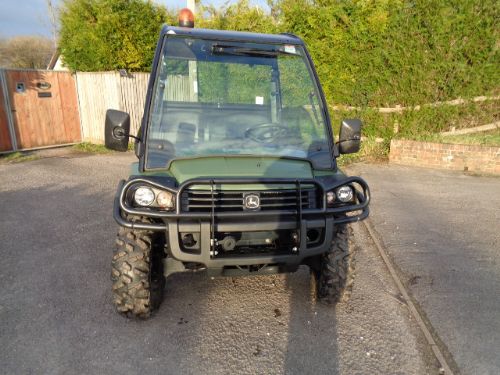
0,152,435,375
351,163,500,375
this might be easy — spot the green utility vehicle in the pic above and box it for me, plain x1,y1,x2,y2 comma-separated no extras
105,22,370,318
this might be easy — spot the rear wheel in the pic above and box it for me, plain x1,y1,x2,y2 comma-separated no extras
315,223,355,303
111,216,165,318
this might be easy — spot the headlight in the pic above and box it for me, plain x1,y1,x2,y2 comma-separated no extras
134,186,155,206
336,185,354,203
156,191,175,210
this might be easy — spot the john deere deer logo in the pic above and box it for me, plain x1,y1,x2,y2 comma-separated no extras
244,194,260,210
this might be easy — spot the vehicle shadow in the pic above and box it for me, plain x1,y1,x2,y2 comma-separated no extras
156,265,340,374
158,271,290,373
283,269,340,374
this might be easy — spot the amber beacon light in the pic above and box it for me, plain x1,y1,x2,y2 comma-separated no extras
179,8,195,28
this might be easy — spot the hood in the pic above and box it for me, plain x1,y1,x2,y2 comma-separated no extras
168,156,313,184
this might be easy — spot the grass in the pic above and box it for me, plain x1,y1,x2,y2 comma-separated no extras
72,141,135,153
72,142,113,153
413,129,500,147
0,141,129,164
337,137,390,167
0,151,39,164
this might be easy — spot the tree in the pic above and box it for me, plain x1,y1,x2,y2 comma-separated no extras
0,36,55,69
198,0,276,34
58,0,175,71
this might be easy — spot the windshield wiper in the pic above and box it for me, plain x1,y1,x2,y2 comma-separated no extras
212,45,298,57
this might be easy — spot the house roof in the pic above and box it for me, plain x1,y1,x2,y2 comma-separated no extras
46,50,60,70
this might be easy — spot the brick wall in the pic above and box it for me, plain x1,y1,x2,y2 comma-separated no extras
389,139,500,174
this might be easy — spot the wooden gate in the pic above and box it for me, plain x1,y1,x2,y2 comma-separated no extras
1,69,81,150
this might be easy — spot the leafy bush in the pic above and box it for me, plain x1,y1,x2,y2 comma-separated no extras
199,0,499,150
58,0,499,151
277,0,499,106
59,0,175,71
59,0,499,104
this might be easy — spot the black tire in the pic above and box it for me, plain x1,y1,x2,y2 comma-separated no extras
315,223,355,304
111,216,165,319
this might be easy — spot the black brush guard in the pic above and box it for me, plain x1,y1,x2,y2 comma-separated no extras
113,177,370,269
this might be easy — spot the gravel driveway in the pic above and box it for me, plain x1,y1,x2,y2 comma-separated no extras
0,152,434,374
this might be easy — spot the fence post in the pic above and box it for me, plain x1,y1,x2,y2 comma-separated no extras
0,69,18,151
74,72,85,145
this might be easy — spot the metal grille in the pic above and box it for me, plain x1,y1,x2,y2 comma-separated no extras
181,188,319,212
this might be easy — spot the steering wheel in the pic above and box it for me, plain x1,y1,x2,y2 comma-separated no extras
244,123,289,143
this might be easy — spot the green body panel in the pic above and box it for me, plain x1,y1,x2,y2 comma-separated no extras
169,157,313,183
130,162,144,176
130,156,343,189
315,168,348,180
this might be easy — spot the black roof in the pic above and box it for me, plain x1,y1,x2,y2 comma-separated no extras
161,25,304,45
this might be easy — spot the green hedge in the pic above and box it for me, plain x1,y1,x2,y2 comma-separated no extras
59,0,499,149
59,0,176,71
275,0,499,107
60,0,498,104
60,0,499,105
202,0,499,149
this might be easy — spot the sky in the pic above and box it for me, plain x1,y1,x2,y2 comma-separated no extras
0,0,268,39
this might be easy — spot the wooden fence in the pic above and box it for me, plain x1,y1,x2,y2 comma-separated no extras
164,74,192,102
76,72,149,143
75,72,190,143
0,70,192,150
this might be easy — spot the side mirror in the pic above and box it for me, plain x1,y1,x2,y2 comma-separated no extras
338,119,362,154
105,109,130,152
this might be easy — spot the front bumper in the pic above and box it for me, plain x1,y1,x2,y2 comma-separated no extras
113,177,370,271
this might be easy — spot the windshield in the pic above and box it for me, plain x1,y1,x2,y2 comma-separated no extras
145,36,332,169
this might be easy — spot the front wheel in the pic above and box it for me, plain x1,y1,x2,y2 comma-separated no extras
111,216,165,318
314,223,355,304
